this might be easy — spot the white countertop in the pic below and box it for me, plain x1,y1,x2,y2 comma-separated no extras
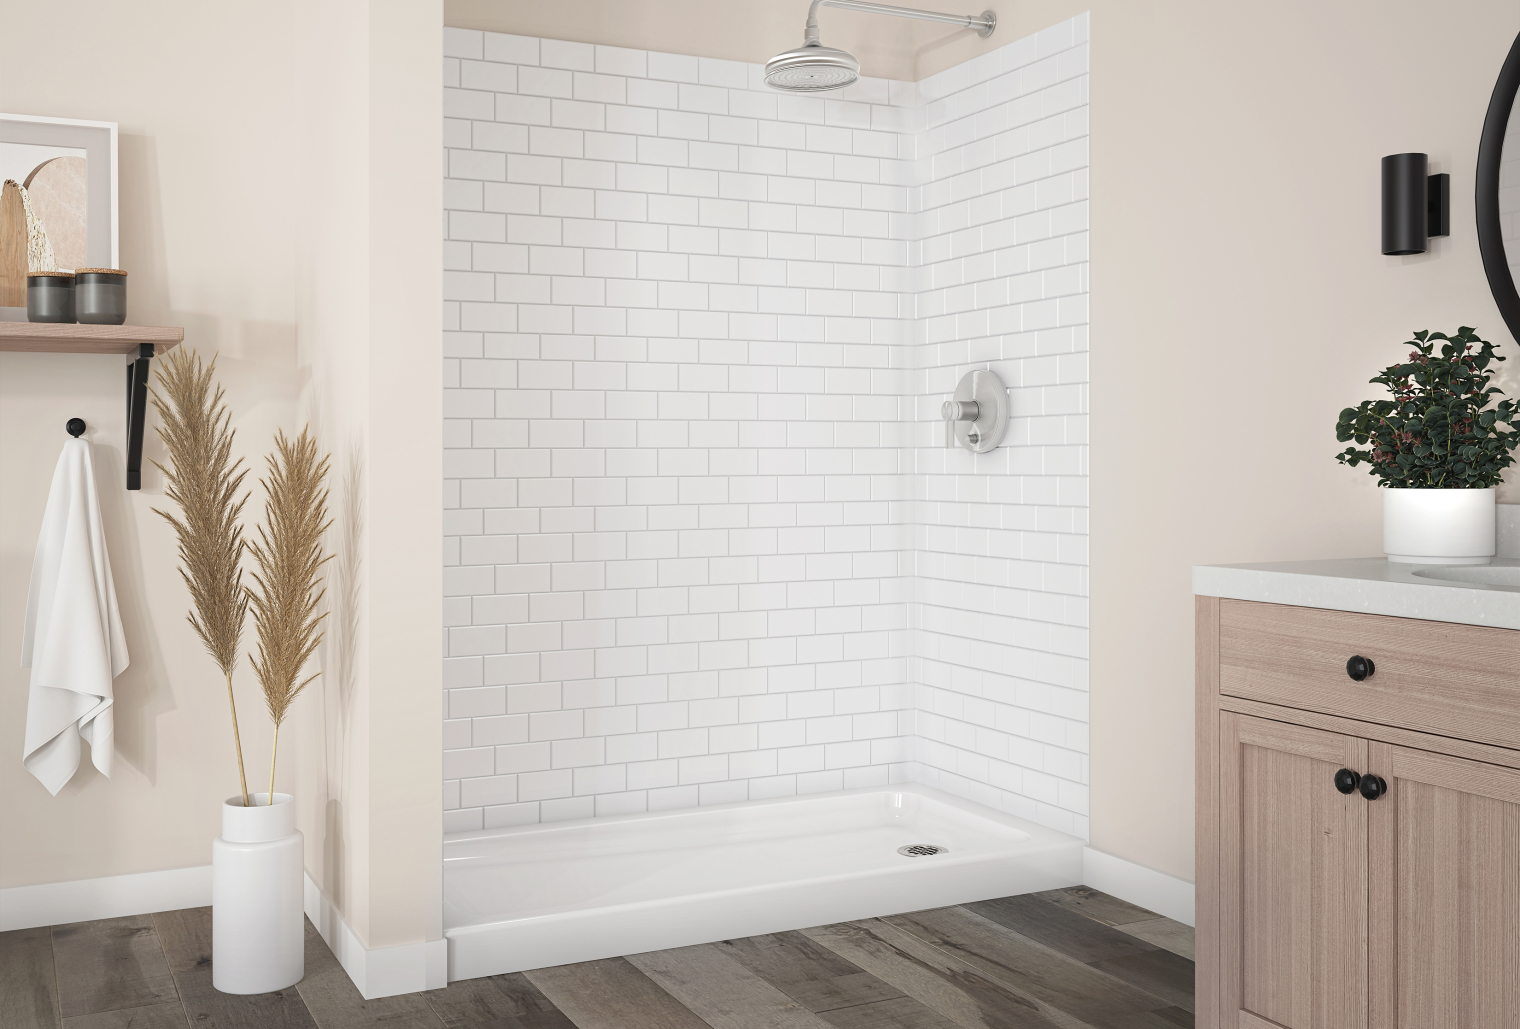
1193,558,1520,630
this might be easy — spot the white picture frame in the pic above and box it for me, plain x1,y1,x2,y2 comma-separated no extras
0,113,118,321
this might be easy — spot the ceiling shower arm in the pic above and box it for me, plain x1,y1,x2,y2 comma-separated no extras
804,0,996,45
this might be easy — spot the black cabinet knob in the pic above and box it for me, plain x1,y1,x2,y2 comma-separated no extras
1346,655,1375,681
1359,774,1388,801
1333,768,1361,794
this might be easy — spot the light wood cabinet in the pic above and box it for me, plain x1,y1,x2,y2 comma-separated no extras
1198,596,1520,1029
1370,743,1520,1029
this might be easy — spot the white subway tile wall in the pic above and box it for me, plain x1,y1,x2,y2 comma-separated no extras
441,14,1089,836
905,18,1090,837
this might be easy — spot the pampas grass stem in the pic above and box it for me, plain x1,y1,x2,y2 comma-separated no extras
248,428,331,804
268,721,280,808
150,349,252,807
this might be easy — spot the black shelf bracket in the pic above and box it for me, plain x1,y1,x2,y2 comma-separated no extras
126,343,153,490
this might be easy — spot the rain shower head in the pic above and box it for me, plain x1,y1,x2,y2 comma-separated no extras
765,0,995,92
765,43,861,91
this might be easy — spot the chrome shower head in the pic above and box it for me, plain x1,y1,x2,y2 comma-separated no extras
765,0,995,92
764,43,861,91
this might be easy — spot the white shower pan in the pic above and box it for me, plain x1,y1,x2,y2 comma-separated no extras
443,783,1083,981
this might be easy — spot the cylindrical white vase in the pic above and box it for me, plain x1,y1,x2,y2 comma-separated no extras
1383,486,1496,565
212,792,304,994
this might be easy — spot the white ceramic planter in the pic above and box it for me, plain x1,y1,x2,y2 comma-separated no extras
1383,487,1496,565
212,792,304,994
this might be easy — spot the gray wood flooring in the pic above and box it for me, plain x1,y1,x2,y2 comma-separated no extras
0,885,1193,1029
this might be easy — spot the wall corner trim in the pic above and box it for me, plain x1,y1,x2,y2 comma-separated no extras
1080,847,1196,927
0,864,212,932
303,874,448,999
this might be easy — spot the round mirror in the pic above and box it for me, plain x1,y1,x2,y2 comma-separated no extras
1478,33,1520,342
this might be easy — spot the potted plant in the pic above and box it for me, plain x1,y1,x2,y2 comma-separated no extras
1336,327,1520,564
153,350,330,995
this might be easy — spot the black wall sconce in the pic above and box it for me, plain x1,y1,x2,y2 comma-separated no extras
1382,153,1450,255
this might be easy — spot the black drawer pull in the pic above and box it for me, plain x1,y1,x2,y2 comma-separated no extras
1346,655,1375,681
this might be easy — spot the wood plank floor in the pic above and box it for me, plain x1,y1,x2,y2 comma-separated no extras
0,885,1193,1029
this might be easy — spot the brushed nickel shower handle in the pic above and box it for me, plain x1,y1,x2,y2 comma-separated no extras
942,399,980,449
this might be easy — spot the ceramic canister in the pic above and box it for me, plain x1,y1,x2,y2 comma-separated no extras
27,271,76,323
75,268,127,325
1383,486,1497,564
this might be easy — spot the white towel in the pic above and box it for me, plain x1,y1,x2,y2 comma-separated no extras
21,436,128,795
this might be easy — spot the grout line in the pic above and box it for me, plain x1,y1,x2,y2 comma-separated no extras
150,913,194,1029
624,955,724,1029
1108,917,1195,962
47,925,63,1029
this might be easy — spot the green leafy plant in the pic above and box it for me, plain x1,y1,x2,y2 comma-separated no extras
1336,328,1520,488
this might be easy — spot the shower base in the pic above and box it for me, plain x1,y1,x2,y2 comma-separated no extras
442,783,1083,981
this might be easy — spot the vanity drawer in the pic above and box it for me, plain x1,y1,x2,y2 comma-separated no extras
1218,599,1520,750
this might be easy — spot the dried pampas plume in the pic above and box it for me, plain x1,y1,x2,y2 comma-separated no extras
4,179,59,273
150,348,252,805
247,428,332,804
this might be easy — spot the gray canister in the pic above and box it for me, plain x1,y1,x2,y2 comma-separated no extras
27,272,77,323
76,268,128,325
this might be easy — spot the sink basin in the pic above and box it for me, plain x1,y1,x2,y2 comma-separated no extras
1412,564,1520,587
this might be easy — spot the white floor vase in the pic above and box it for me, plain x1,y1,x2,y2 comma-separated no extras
212,792,304,994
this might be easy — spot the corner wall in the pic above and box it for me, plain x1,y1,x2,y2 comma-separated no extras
296,0,446,961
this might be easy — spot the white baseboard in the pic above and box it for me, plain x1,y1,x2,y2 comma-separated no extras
0,864,212,932
1081,846,1195,927
303,874,446,999
0,864,444,1001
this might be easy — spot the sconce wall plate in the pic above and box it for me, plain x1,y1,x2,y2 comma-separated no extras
941,368,1008,453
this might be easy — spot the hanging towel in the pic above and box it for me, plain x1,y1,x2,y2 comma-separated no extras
21,436,128,794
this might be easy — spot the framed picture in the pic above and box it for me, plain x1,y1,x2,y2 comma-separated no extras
0,113,118,321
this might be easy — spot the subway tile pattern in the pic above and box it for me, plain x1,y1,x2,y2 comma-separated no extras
441,15,1089,836
904,18,1090,837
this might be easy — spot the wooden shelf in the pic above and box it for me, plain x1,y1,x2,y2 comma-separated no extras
0,322,183,354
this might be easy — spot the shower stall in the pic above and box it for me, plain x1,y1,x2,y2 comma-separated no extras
441,8,1090,978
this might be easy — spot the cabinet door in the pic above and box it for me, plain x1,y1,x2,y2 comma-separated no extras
1369,742,1520,1029
1220,713,1368,1029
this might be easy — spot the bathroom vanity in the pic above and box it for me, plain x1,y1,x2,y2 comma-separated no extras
1195,558,1520,1029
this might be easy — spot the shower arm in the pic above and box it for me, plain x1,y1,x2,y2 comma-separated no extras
803,0,996,45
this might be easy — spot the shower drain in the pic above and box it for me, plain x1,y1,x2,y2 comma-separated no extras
897,844,949,857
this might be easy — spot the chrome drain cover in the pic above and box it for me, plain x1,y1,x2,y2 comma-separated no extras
897,844,948,857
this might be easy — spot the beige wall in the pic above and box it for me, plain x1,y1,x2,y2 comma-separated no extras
356,0,445,948
1,0,442,950
452,0,1520,882
1,4,306,889
290,0,446,948
1090,0,1520,881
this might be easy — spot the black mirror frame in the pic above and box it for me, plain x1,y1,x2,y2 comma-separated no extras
1477,31,1520,344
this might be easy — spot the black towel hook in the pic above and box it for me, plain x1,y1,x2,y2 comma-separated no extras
66,418,86,438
